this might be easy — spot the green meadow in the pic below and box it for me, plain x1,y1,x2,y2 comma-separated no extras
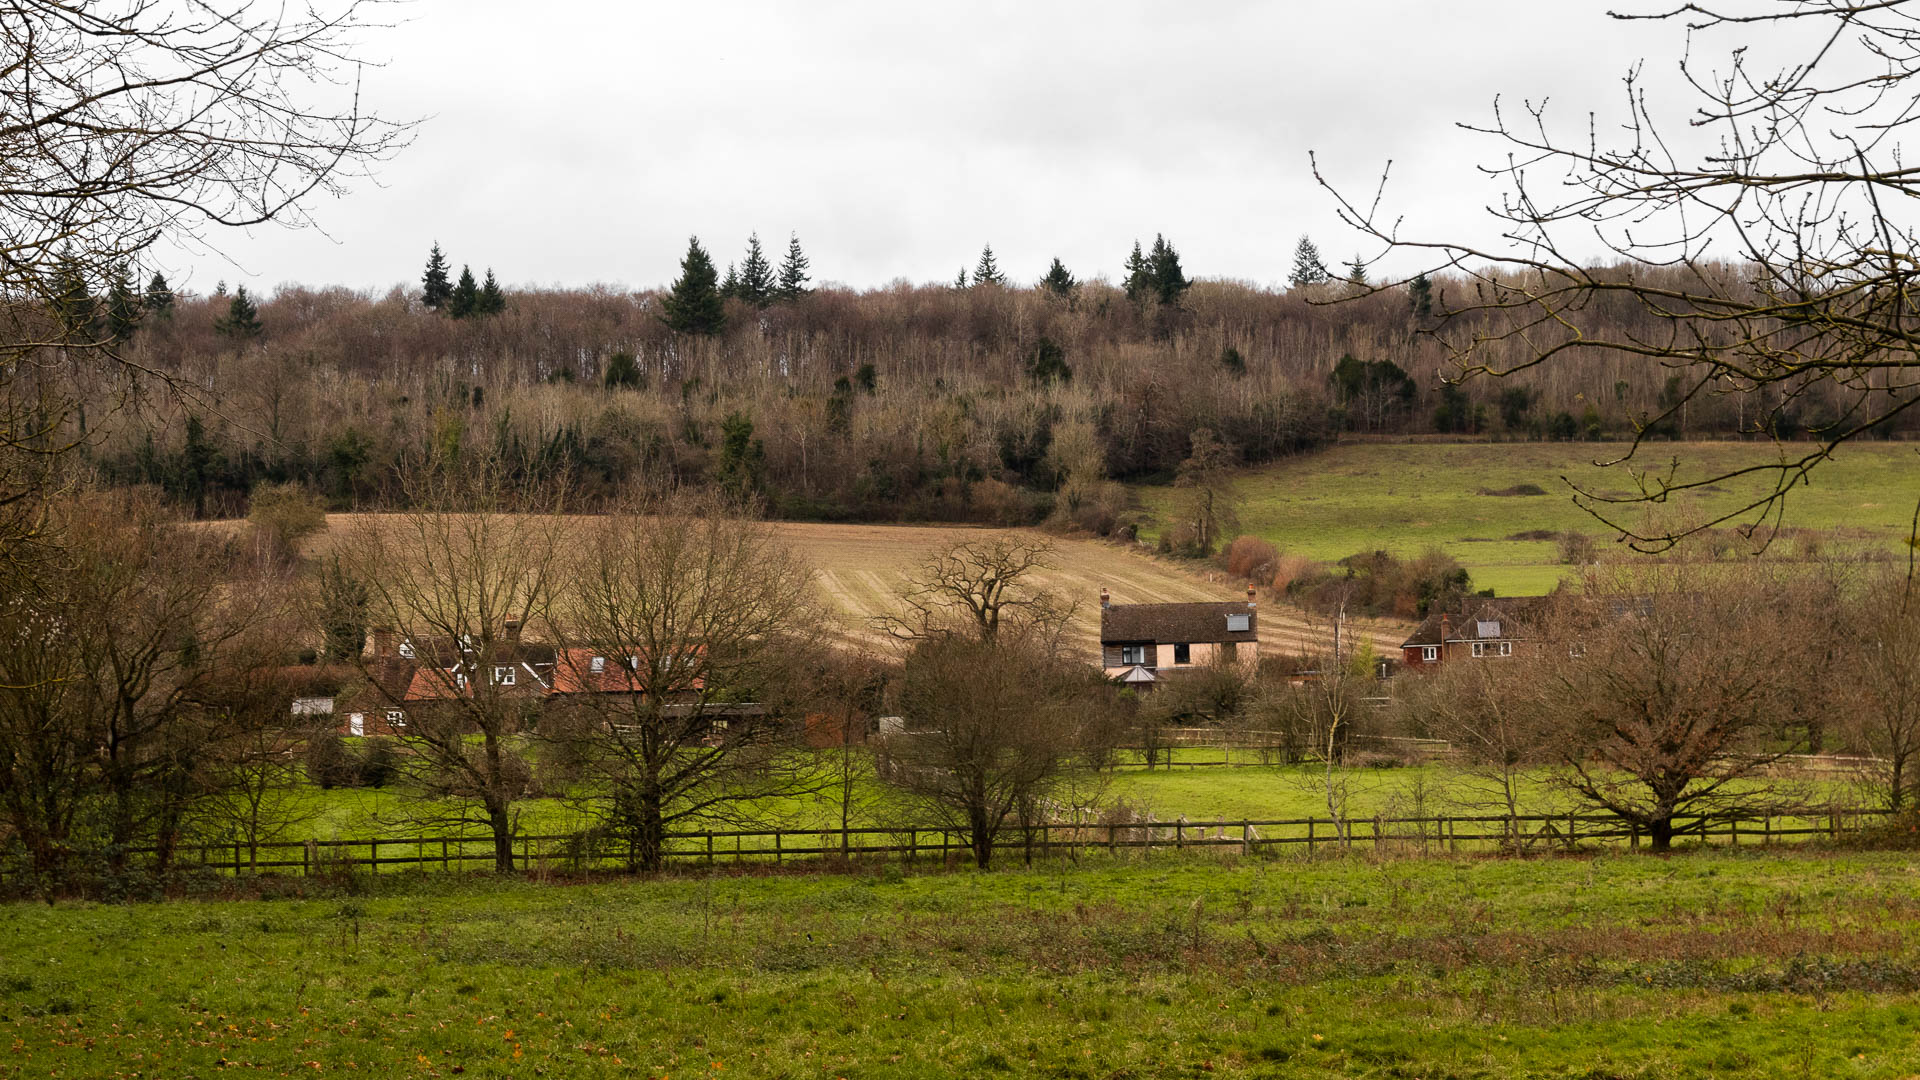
6,847,1920,1078
1135,439,1919,596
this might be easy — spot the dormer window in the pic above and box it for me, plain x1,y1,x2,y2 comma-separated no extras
628,655,641,671
494,665,515,686
398,641,415,659
589,655,606,674
455,672,468,690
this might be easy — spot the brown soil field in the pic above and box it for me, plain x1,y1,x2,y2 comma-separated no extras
302,515,1409,660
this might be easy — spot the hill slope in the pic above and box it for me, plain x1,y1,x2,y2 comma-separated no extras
1136,439,1917,596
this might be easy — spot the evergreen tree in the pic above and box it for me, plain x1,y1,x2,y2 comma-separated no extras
50,260,97,340
972,244,1005,287
1289,235,1331,287
215,285,263,340
954,266,969,289
1026,336,1073,385
1040,257,1077,299
1123,240,1150,302
660,236,726,335
719,262,740,300
214,280,228,297
144,272,174,318
1344,254,1369,288
715,411,765,499
421,242,453,310
1408,271,1434,317
106,265,142,342
737,232,776,307
776,232,812,301
477,268,506,315
1146,234,1191,305
1219,345,1247,378
603,351,641,389
447,265,479,318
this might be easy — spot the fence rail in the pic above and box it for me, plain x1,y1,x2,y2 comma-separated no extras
36,808,1893,879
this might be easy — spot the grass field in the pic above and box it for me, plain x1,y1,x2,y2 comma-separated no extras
6,847,1920,1078
1134,439,1920,597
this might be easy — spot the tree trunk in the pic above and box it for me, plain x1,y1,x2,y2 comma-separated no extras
1647,816,1674,852
488,800,515,873
634,789,666,874
968,805,993,869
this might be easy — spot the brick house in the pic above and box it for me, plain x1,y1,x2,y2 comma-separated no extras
1399,597,1543,669
1098,586,1260,687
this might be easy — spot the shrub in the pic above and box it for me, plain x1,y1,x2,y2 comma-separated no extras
1223,535,1279,580
1558,532,1596,564
304,733,354,789
357,737,398,788
1270,553,1314,595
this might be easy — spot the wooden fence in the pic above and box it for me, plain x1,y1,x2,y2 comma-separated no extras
110,807,1894,878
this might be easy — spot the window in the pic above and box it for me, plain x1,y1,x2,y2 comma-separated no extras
385,709,406,729
1499,641,1513,657
494,665,515,686
1120,644,1148,666
1225,614,1251,633
1472,642,1485,658
1173,643,1191,665
589,655,606,673
455,672,468,691
397,641,414,659
1422,646,1438,662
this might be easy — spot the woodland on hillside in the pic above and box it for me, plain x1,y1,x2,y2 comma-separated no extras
44,246,1904,527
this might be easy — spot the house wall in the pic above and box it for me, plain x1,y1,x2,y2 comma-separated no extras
1100,640,1259,679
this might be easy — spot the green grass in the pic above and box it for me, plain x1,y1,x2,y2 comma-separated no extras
6,847,1920,1077
1135,439,1920,595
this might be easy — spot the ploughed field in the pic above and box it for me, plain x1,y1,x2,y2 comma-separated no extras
306,517,1410,657
1134,439,1920,597
6,847,1919,1078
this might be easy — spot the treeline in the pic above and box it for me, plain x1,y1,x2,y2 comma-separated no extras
44,243,1912,523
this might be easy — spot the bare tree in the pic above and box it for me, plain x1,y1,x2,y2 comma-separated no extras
337,457,566,872
1320,2,1920,551
1,0,408,557
1170,428,1238,558
1538,565,1802,850
0,491,283,883
1275,655,1369,848
1842,574,1920,813
550,489,823,873
878,534,1073,646
877,632,1103,869
1398,656,1552,849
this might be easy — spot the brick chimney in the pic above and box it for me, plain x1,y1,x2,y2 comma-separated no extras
1246,584,1257,607
371,626,395,659
1099,587,1110,610
503,617,523,644
1439,614,1453,643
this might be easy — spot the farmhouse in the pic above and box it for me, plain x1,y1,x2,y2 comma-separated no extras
1399,597,1543,669
1098,586,1260,686
335,622,722,735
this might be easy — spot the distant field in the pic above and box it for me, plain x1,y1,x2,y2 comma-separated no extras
1135,439,1919,596
309,517,1411,658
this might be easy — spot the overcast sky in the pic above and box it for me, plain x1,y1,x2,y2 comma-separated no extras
172,1,1763,297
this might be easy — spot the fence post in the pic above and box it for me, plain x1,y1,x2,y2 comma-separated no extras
1176,821,1184,851
1307,818,1316,856
304,839,313,877
370,840,378,875
1374,815,1384,851
442,838,449,871
775,831,782,865
1730,817,1739,847
908,829,916,865
1242,820,1251,856
1447,817,1457,855
1107,823,1115,856
1763,816,1771,846
706,832,714,867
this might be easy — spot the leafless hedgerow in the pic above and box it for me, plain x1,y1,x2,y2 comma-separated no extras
1317,1,1920,553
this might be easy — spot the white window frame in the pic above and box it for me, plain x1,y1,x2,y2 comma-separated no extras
1422,646,1438,662
589,655,606,673
1499,641,1513,657
385,709,406,729
1472,642,1485,658
494,665,515,686
397,641,415,659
